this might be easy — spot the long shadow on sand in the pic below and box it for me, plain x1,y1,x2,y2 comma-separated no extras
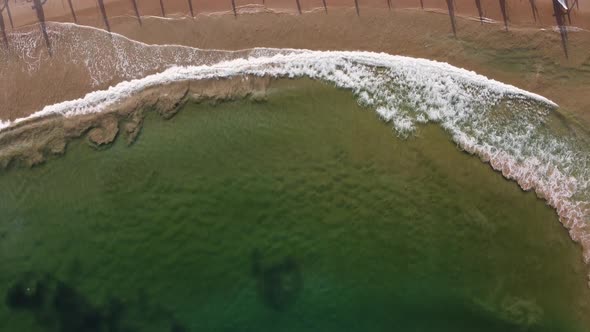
0,6,7,48
0,0,14,49
97,0,111,32
1,0,14,29
66,0,77,23
131,0,142,25
32,0,52,54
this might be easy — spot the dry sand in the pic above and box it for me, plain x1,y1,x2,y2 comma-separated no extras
4,0,590,29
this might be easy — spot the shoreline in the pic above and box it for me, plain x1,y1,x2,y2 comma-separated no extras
2,7,590,126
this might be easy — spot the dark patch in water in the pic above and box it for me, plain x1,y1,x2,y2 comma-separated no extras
6,274,48,311
252,250,303,311
170,320,189,332
53,281,108,332
5,272,188,332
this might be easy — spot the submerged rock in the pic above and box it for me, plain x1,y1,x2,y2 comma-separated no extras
252,251,303,311
5,276,48,311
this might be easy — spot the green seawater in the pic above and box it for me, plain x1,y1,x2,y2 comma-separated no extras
1,79,589,332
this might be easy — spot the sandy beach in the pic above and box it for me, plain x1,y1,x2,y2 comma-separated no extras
1,0,589,127
4,0,590,29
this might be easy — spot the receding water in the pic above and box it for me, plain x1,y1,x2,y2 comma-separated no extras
0,79,589,332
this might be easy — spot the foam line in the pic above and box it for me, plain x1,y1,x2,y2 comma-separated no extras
12,51,557,120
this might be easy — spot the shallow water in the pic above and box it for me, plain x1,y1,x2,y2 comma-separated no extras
0,80,589,332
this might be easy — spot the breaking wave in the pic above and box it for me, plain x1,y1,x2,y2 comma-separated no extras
2,45,590,281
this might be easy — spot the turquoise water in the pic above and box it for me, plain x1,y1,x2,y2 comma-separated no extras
0,80,589,332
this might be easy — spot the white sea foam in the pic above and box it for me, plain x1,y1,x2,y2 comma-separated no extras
2,37,590,280
0,120,10,131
